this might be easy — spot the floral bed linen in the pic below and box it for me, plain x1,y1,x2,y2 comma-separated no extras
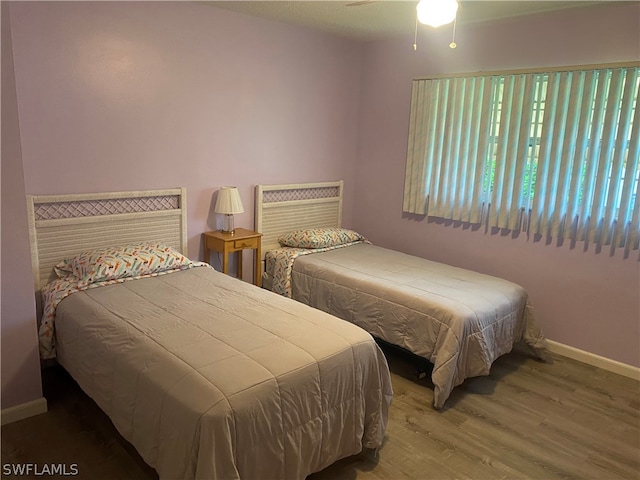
266,242,548,409
48,267,393,479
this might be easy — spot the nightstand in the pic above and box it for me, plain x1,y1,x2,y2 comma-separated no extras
203,228,263,287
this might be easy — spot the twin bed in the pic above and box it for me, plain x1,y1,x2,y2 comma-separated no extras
27,188,392,480
256,181,548,410
28,183,548,478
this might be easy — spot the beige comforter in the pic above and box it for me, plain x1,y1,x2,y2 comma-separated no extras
288,243,548,409
53,266,392,479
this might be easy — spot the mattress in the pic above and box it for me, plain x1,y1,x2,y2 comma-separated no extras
268,243,547,409
53,266,393,479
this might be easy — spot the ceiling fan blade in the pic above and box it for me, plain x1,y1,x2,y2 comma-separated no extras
346,0,377,6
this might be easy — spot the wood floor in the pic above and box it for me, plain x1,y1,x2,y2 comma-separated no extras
2,343,639,480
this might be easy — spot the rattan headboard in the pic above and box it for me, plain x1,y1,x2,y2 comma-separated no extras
255,181,343,260
26,188,188,296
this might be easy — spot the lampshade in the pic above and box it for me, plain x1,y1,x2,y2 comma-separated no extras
417,0,458,28
214,186,244,215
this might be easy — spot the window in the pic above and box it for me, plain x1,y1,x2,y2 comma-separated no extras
403,64,640,252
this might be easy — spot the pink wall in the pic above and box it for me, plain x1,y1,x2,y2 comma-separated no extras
353,3,640,367
1,2,43,409
9,0,362,261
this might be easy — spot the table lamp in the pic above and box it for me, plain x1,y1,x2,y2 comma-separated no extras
214,186,244,234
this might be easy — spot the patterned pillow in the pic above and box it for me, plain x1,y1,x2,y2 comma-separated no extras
278,228,365,249
54,242,194,287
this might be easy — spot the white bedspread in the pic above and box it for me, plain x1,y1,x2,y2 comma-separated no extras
53,267,392,479
287,243,548,409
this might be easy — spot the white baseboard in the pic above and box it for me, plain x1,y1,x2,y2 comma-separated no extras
1,397,48,426
547,340,640,381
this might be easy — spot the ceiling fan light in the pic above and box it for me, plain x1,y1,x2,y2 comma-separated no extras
417,0,459,28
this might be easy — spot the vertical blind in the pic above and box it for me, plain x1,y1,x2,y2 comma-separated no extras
404,64,640,252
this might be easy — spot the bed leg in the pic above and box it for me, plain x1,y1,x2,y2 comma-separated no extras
359,447,380,464
415,369,428,380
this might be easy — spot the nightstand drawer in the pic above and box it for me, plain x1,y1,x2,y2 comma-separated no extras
234,238,258,250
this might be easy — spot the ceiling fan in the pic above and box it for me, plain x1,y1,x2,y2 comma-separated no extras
346,0,377,6
347,0,460,28
347,0,461,48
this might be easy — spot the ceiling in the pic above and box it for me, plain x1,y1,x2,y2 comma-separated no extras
205,1,609,41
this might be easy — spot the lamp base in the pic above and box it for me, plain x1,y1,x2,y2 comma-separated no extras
221,214,235,235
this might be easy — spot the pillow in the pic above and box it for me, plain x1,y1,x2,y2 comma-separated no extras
54,242,193,287
278,228,365,249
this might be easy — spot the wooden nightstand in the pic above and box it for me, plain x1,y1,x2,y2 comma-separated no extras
203,228,263,287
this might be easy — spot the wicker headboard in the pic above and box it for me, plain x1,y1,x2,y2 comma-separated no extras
26,188,188,296
254,181,343,260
